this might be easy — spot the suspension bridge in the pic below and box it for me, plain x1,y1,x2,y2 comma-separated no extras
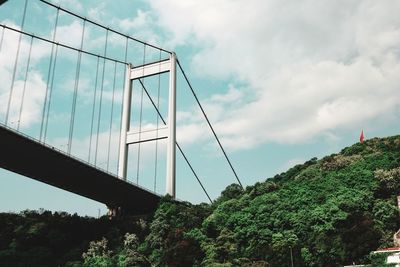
0,0,243,215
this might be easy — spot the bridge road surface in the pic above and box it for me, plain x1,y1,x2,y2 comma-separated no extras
0,125,161,215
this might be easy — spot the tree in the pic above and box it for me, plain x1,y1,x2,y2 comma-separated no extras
116,233,149,267
82,238,113,267
145,196,209,266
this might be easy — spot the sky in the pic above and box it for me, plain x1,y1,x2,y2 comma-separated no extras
0,0,399,217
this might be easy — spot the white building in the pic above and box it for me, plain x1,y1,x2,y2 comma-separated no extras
387,252,400,267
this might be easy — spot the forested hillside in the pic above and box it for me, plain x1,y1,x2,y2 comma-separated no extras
0,135,399,266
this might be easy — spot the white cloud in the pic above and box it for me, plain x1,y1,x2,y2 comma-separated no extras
210,86,243,104
54,20,85,49
149,0,400,150
177,122,208,145
118,10,150,32
0,22,48,128
49,0,83,12
114,9,162,46
87,3,107,22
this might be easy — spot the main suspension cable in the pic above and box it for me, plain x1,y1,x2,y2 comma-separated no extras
176,59,244,189
0,24,126,65
39,0,171,55
137,78,213,203
176,143,213,203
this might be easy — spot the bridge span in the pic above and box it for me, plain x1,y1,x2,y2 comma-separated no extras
0,0,243,214
0,124,160,215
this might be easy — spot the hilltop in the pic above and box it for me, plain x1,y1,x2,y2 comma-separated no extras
0,135,399,266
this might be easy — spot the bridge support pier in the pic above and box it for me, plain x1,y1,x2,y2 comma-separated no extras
117,53,177,199
107,206,123,218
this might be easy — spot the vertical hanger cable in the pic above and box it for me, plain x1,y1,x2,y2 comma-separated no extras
39,7,59,141
88,56,100,162
43,44,59,142
67,19,86,154
17,35,33,131
136,44,146,184
5,0,29,126
0,26,5,53
153,49,162,192
116,37,129,174
94,29,109,166
106,61,117,171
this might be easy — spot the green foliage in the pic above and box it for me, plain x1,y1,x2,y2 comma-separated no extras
375,167,400,194
321,154,362,171
0,210,150,267
82,238,113,267
144,196,210,266
80,233,150,267
271,231,298,251
1,135,399,266
195,135,400,266
368,252,397,267
214,183,244,206
116,233,149,267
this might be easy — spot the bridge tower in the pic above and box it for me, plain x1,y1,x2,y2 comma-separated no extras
118,53,177,198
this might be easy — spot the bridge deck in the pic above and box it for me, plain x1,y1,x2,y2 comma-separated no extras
0,125,160,215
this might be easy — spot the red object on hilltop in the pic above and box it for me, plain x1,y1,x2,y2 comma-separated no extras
360,130,365,143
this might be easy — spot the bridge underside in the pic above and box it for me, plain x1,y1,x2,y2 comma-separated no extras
0,125,160,215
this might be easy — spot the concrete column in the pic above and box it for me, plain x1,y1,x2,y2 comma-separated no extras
166,53,176,197
118,64,132,180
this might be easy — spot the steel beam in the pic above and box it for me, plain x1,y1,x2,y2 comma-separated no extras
126,127,168,144
130,59,170,80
